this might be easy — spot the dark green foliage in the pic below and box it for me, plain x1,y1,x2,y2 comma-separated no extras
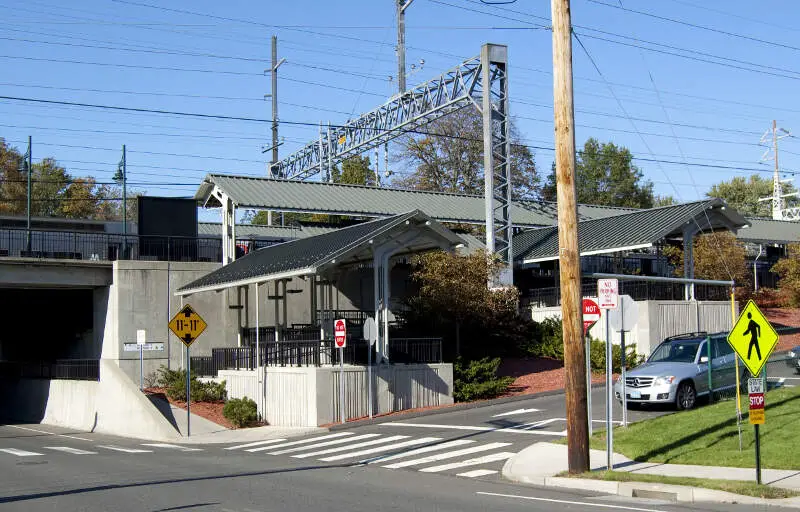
590,339,644,373
223,397,259,427
156,365,227,403
453,357,514,402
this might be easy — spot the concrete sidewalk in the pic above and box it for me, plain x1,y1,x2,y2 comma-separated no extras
174,424,325,445
503,442,800,508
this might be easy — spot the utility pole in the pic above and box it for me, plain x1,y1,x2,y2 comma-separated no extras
551,0,589,473
25,135,32,254
264,35,286,225
396,0,414,93
121,144,127,238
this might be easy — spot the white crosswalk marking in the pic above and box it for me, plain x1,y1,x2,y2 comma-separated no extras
291,435,409,459
246,432,356,453
97,445,152,453
319,437,441,462
142,443,203,452
45,446,97,455
225,439,287,450
382,442,511,469
268,434,378,455
457,469,498,478
419,452,515,473
364,439,475,464
0,448,43,457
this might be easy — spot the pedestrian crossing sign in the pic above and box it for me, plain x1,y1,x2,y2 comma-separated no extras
728,300,779,378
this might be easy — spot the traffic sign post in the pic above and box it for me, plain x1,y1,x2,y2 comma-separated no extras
609,295,639,428
363,317,377,419
137,329,146,391
582,299,600,437
334,319,346,424
748,378,766,484
598,279,618,471
168,304,208,437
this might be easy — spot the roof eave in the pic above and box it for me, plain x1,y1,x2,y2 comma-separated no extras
176,266,317,297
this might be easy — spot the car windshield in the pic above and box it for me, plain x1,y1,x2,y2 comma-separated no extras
649,339,702,363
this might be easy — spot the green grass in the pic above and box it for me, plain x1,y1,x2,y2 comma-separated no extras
588,386,800,469
559,471,799,499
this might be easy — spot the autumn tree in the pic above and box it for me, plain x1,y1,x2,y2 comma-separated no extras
541,138,654,208
664,231,750,286
707,174,794,217
392,108,539,200
406,250,518,357
771,244,800,306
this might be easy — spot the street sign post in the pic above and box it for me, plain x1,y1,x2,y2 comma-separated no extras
727,300,779,378
334,319,346,424
609,295,639,428
748,378,766,484
363,317,377,419
137,329,146,391
582,298,600,437
597,279,618,470
168,304,208,437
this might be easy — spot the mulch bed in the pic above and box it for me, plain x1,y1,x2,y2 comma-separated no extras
143,387,237,430
499,357,615,397
763,308,800,352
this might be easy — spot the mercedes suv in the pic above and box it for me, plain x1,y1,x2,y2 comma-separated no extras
613,332,746,410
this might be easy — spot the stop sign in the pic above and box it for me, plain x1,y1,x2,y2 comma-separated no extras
334,319,347,348
582,299,600,336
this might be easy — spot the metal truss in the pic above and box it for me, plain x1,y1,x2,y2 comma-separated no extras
272,44,513,284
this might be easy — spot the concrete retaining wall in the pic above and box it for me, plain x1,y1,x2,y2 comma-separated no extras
530,299,735,356
221,363,453,427
0,360,179,441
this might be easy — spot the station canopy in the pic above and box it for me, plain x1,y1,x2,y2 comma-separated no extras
513,199,749,264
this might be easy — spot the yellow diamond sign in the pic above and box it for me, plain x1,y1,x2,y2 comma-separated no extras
727,300,779,377
169,304,208,348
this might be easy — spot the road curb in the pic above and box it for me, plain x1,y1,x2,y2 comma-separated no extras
504,474,800,508
328,383,609,430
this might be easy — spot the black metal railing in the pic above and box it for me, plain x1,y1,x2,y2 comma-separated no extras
0,359,100,381
318,310,370,339
190,356,214,378
0,227,224,263
389,338,443,364
523,279,730,308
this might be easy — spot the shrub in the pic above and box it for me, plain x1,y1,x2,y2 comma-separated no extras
453,357,514,402
524,317,564,360
156,365,227,402
590,339,644,373
223,397,259,427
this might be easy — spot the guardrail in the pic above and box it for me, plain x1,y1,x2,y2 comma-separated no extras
0,359,100,381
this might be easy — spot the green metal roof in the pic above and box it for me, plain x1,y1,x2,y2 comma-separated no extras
737,217,800,245
514,199,749,263
178,210,464,295
196,174,554,227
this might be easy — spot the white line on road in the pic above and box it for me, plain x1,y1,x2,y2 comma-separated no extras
291,435,409,459
247,432,355,453
0,448,43,456
457,469,497,478
268,434,379,455
97,445,153,453
142,443,203,452
318,437,441,462
225,439,287,450
45,446,97,455
382,442,511,469
419,451,515,473
381,422,566,436
491,408,540,418
5,425,91,441
363,439,475,464
476,491,668,512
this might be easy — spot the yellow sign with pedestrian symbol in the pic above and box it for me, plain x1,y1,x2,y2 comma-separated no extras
169,304,207,348
728,300,779,377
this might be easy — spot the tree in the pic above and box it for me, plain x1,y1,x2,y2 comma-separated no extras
541,138,654,208
408,250,518,357
664,231,750,285
654,195,676,207
707,174,794,217
771,244,800,307
393,108,539,200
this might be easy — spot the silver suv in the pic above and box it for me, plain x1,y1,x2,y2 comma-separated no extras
613,332,745,410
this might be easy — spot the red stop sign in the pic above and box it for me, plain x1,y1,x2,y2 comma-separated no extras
583,298,600,336
334,319,347,348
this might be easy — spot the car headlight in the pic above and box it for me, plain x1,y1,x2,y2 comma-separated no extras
790,351,796,358
654,376,676,386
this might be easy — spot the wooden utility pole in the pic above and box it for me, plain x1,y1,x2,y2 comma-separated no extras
551,0,589,473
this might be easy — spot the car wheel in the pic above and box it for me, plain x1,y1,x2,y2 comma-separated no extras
675,382,696,410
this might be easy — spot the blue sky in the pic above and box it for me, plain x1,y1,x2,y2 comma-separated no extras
2,0,799,221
